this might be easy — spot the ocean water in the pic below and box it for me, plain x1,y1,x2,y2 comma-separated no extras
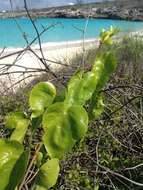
0,18,143,48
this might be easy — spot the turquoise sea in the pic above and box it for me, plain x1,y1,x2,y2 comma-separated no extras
0,18,143,48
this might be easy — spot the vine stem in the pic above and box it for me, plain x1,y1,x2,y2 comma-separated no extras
18,143,43,190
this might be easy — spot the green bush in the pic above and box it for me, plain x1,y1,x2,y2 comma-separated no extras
0,28,118,190
55,35,143,189
0,31,143,190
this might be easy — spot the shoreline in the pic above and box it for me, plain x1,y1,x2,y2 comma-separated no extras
0,29,142,92
1,38,99,52
1,16,143,22
0,38,98,92
1,28,142,52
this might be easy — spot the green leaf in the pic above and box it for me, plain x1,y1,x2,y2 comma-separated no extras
92,52,116,92
0,139,24,190
76,72,98,105
29,82,56,118
65,51,116,107
36,152,43,167
5,112,27,129
82,72,97,97
91,95,104,119
5,150,29,190
103,52,117,75
94,184,99,190
5,112,29,143
65,52,116,109
100,26,119,45
42,103,75,158
35,158,60,189
89,52,117,119
65,71,83,105
42,103,88,158
65,71,99,106
68,105,88,140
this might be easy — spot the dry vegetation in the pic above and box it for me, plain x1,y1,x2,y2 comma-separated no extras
0,35,143,189
0,1,143,189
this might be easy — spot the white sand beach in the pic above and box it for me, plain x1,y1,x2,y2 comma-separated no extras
0,39,99,92
0,29,142,93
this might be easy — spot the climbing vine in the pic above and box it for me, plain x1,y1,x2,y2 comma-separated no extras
0,27,118,190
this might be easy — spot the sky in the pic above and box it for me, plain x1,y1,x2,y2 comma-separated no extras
0,0,106,10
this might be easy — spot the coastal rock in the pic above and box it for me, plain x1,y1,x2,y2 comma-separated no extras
0,3,143,21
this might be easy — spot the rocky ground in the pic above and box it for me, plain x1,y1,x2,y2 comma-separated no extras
0,1,143,21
